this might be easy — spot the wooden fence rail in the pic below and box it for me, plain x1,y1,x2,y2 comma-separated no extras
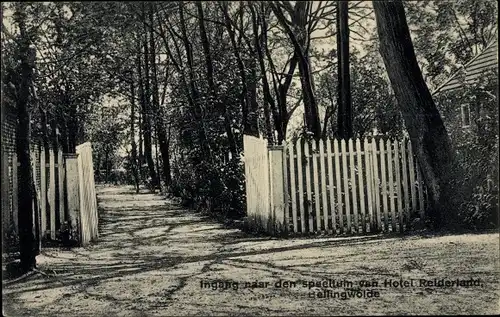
243,135,427,236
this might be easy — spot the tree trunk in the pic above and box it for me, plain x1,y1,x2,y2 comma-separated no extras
270,2,321,139
138,107,144,180
297,56,321,138
59,111,69,153
154,129,161,190
295,3,321,139
248,58,262,139
148,4,172,187
276,51,299,142
178,2,214,163
336,1,353,139
129,72,140,193
104,150,109,184
67,104,78,153
250,4,278,144
139,11,159,190
164,124,172,186
15,9,37,271
373,0,467,228
165,145,172,185
49,112,62,228
221,2,259,137
95,153,101,183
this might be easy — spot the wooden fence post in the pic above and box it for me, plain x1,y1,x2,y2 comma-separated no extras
49,147,56,239
64,153,80,242
40,145,47,239
269,145,286,234
58,148,66,229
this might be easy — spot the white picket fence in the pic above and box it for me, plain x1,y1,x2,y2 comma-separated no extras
10,142,99,247
243,134,427,236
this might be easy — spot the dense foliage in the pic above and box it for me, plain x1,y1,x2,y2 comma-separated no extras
435,70,499,229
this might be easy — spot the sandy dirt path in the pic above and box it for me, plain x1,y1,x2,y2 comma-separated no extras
3,185,499,316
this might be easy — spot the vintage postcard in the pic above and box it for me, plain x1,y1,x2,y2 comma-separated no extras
2,1,499,316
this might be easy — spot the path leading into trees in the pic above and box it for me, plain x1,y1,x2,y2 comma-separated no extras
3,185,499,316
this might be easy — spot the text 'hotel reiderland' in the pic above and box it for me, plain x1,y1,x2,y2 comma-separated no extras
200,278,484,299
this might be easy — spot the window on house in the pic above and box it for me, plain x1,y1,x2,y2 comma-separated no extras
460,104,471,128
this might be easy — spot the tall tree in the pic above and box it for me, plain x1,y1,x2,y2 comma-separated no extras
128,70,140,193
249,3,278,143
196,2,238,156
148,3,172,187
139,5,159,189
336,1,353,139
373,0,468,228
220,1,259,137
270,1,322,139
12,3,37,271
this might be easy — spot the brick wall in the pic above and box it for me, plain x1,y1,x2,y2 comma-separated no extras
1,104,17,239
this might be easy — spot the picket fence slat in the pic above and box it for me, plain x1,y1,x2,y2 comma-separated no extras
372,140,383,229
348,139,358,233
379,139,388,230
407,140,417,216
288,142,298,232
416,161,425,219
363,138,373,232
355,139,366,233
49,148,56,240
326,140,337,232
312,141,321,232
283,143,289,232
319,141,329,232
387,140,396,231
296,140,305,232
394,141,403,232
371,140,381,231
304,141,314,232
401,140,410,228
340,139,350,233
58,149,65,227
40,146,47,236
334,139,343,233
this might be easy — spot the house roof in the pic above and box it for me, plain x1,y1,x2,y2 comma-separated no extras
432,37,498,95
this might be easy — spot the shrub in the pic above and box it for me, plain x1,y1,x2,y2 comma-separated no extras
170,153,246,220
